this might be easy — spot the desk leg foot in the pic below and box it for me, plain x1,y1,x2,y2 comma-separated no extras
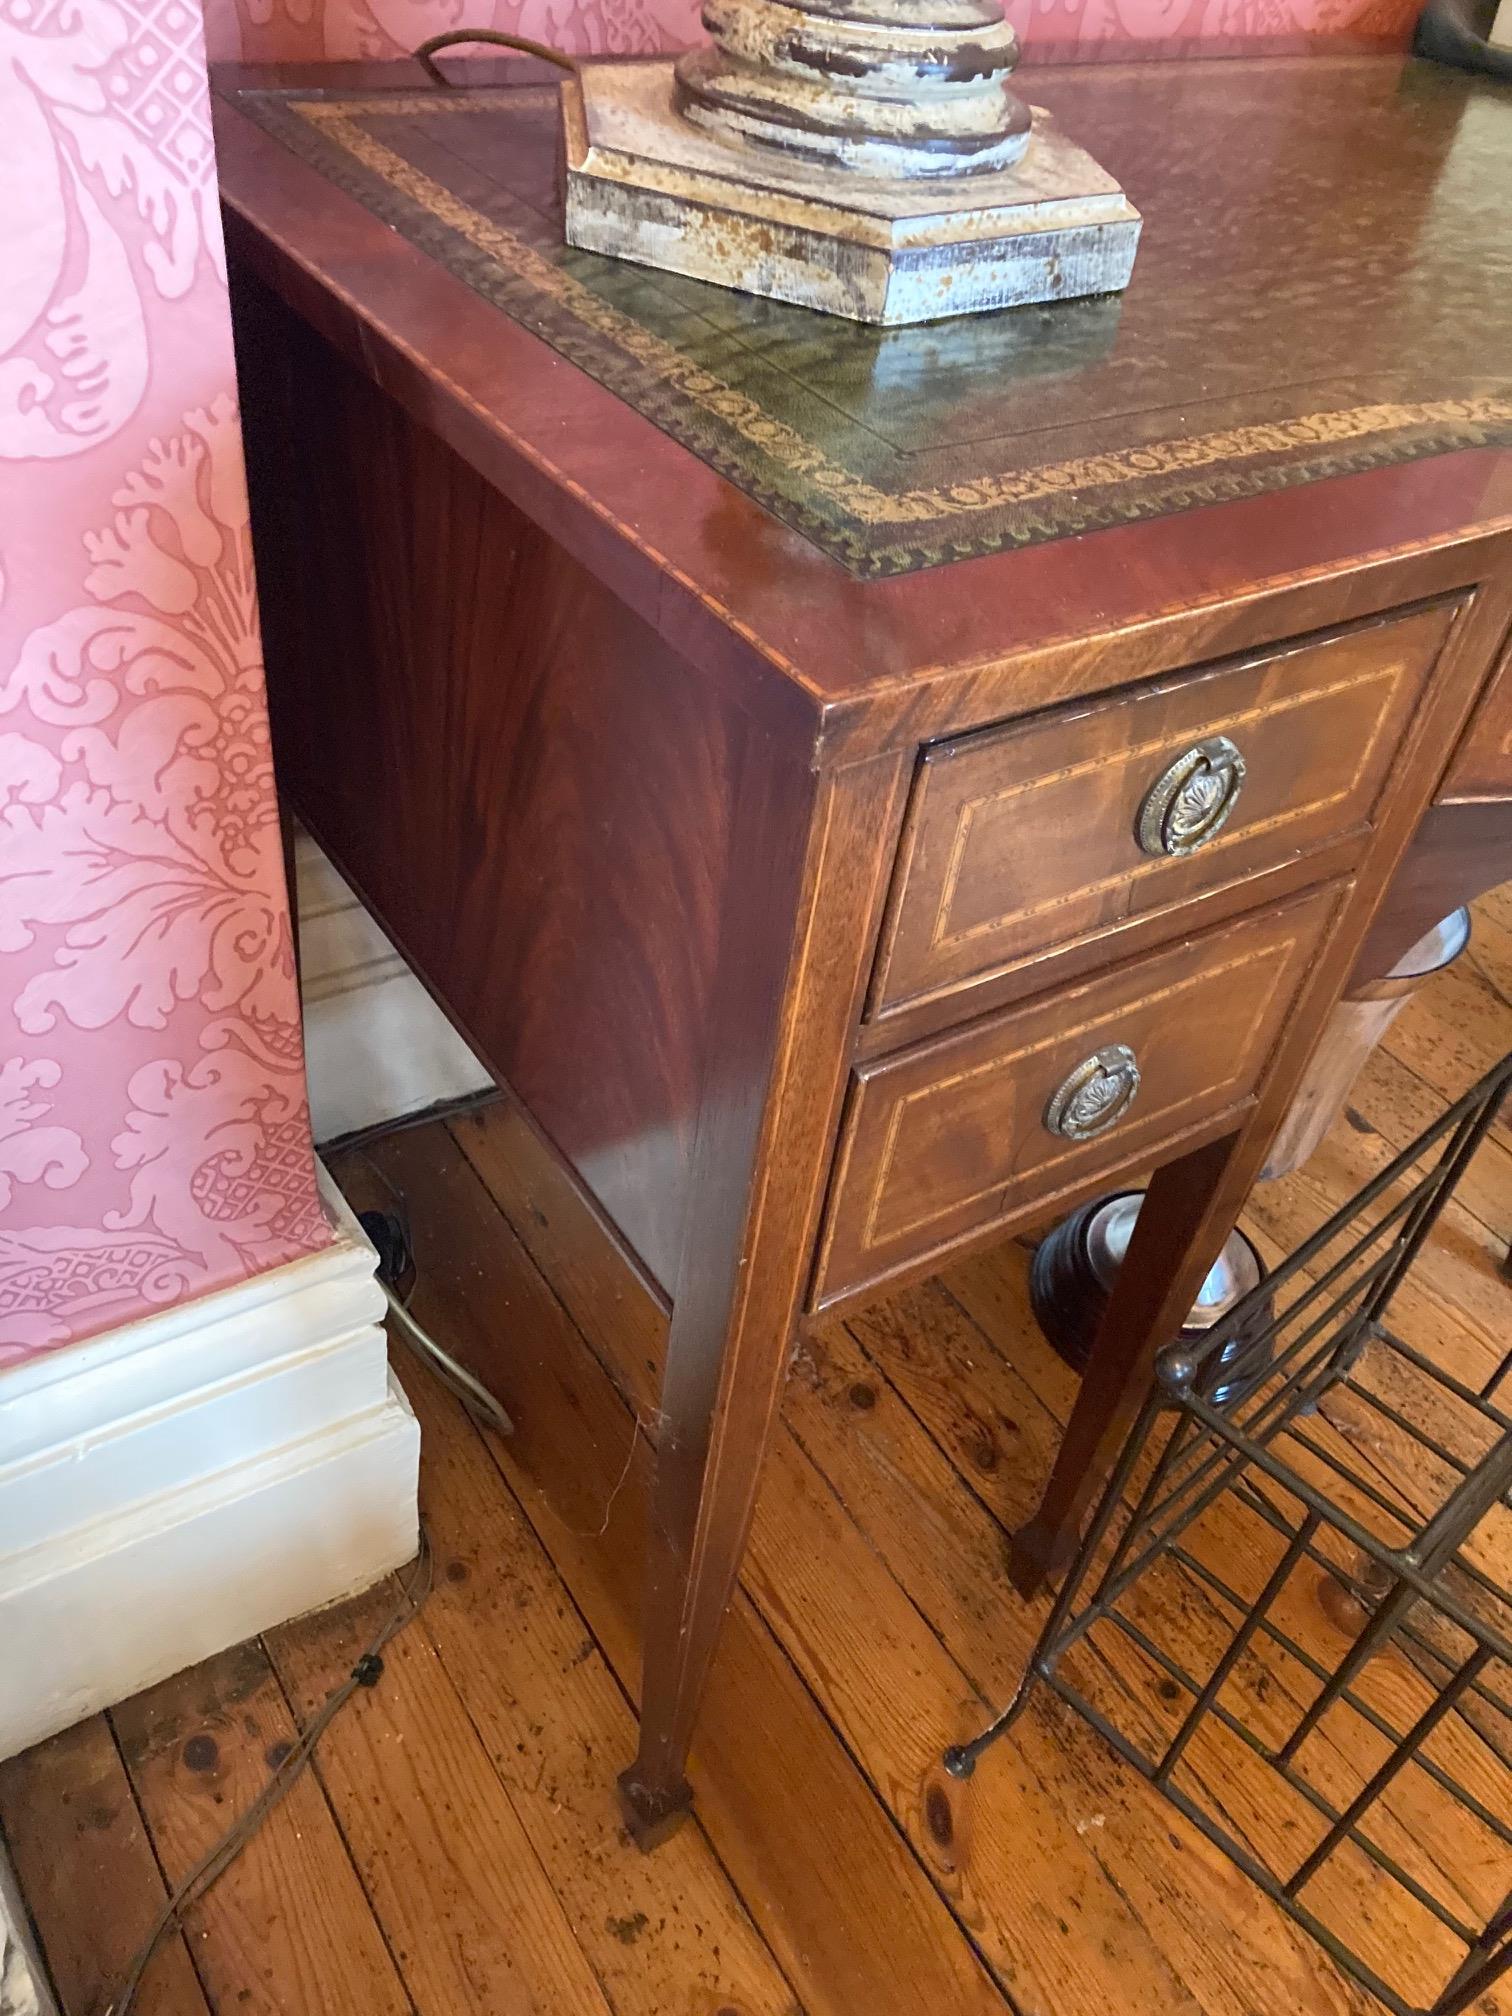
618,1767,694,1851
1008,1518,1075,1599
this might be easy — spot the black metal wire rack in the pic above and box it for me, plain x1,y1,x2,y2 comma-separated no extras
946,1052,1512,2016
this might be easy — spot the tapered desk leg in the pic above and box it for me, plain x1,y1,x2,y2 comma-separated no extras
618,749,910,1849
1010,1129,1251,1596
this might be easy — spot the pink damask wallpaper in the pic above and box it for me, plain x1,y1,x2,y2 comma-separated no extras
1,0,329,1367
205,0,1417,71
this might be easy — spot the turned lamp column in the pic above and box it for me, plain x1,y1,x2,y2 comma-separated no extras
672,0,1032,180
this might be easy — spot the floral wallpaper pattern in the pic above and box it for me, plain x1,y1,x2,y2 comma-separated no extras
1,0,328,1366
204,0,1417,71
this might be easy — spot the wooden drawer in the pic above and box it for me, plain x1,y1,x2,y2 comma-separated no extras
869,599,1462,1023
1443,641,1512,801
814,885,1341,1308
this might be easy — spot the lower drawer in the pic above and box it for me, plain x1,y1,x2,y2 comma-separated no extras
812,884,1342,1308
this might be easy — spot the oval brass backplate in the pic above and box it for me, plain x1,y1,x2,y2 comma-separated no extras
1137,735,1247,858
1044,1043,1142,1141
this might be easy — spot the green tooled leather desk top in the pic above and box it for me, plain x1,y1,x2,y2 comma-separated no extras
235,59,1512,578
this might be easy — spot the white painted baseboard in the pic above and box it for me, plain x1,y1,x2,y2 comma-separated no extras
0,1173,419,1761
296,829,491,1145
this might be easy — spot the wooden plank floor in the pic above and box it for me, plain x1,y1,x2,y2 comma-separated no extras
2,888,1508,2016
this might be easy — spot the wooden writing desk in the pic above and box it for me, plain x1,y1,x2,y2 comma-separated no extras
214,54,1512,1845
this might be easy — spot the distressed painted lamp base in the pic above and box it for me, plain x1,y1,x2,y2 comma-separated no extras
562,62,1141,327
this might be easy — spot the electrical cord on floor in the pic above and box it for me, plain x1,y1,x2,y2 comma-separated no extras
97,1163,509,2013
382,1281,515,1438
351,1157,514,1440
103,1531,435,2016
414,28,577,84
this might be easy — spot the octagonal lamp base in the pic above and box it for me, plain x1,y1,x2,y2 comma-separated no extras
562,60,1141,328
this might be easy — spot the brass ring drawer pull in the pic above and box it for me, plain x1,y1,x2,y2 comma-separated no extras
1137,734,1247,857
1044,1044,1142,1141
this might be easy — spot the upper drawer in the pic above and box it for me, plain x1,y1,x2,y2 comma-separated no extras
868,598,1462,1022
814,884,1341,1309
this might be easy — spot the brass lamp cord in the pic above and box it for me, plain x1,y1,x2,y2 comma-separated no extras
414,28,578,83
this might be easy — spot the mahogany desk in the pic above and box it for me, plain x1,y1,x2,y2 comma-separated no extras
214,54,1512,1845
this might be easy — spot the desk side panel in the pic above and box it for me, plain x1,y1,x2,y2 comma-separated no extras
235,271,741,1295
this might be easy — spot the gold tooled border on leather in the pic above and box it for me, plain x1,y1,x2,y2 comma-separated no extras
236,88,1512,578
